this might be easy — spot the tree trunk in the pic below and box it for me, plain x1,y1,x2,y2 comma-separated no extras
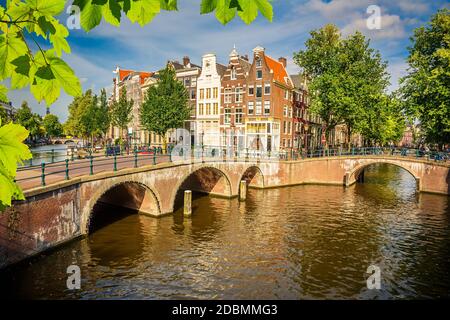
346,125,352,151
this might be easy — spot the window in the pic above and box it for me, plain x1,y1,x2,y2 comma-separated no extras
191,77,197,86
213,87,218,99
248,101,254,115
282,139,286,147
284,90,289,100
257,70,263,79
267,123,271,133
256,101,262,115
206,88,211,99
283,121,287,134
190,89,196,100
184,77,190,87
287,121,291,134
206,103,211,115
264,83,271,95
199,103,204,115
289,107,293,118
213,103,218,115
231,67,237,80
283,105,288,117
256,85,262,98
287,139,291,148
200,89,204,99
256,57,262,68
248,86,254,96
264,101,270,115
236,108,243,124
225,109,231,124
235,87,243,103
224,88,233,103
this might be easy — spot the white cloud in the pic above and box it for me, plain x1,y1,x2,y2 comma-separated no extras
341,14,407,40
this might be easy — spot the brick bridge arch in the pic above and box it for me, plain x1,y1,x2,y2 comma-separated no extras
81,177,162,234
347,159,421,186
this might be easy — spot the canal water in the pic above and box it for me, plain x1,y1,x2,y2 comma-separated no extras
1,164,449,299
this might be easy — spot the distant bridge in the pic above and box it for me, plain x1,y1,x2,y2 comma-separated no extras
1,152,449,268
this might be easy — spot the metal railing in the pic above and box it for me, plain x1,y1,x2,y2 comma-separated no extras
15,145,449,188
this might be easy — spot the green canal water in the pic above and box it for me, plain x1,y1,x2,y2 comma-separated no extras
1,163,450,299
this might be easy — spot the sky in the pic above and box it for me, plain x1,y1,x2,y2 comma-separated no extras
5,0,449,122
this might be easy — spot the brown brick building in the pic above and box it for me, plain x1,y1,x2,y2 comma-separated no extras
220,47,251,153
244,46,294,154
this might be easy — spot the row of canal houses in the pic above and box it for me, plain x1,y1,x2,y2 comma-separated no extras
109,46,349,153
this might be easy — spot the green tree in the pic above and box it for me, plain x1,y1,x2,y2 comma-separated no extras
64,90,94,138
0,105,9,124
110,87,133,143
140,65,190,152
294,25,390,148
400,9,450,149
43,113,63,138
97,88,111,140
15,101,43,141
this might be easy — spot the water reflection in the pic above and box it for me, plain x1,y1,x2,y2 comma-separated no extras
1,164,449,299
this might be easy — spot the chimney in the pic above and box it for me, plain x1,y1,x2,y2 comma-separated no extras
278,57,287,68
183,56,190,67
241,54,249,61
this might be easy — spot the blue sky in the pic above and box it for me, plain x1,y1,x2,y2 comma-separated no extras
5,0,449,122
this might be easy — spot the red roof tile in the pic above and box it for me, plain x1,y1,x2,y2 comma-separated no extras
265,56,292,87
118,69,153,85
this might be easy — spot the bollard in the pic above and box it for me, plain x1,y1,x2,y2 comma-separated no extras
41,162,46,186
51,149,55,163
134,148,138,168
90,156,94,175
65,159,70,180
153,152,156,165
113,155,117,172
184,190,192,217
239,180,247,201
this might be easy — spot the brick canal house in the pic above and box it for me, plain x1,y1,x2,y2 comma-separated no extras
195,53,227,148
220,47,251,154
243,46,295,154
110,67,155,145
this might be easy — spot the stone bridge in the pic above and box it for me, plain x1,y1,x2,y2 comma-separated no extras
1,156,449,269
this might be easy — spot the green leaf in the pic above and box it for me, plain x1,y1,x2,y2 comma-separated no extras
80,0,103,32
0,33,28,81
237,0,258,24
0,84,7,102
200,0,217,14
160,0,178,10
0,122,31,176
27,0,66,16
49,21,71,56
30,50,82,105
126,0,160,26
215,0,236,24
0,122,31,210
102,0,122,26
254,0,273,22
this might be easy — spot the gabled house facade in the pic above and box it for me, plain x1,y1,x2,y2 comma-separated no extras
220,47,251,153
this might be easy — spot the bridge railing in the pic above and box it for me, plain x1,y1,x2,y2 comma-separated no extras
15,145,449,188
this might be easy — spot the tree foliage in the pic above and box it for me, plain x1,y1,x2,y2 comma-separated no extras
64,89,94,137
140,65,190,150
110,87,133,139
294,24,396,147
15,101,44,140
0,119,32,211
400,9,450,147
43,113,63,138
